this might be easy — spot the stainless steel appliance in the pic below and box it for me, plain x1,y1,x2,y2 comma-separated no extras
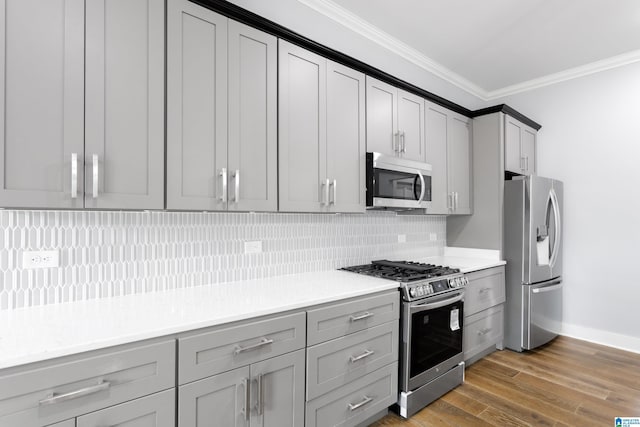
366,152,432,210
504,175,563,352
340,260,467,418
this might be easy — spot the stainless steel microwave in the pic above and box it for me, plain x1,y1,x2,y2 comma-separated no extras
366,152,432,210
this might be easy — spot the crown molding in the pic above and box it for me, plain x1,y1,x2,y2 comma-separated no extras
296,0,489,100
486,49,640,100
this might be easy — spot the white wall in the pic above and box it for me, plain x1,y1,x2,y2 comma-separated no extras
226,0,486,109
496,62,640,352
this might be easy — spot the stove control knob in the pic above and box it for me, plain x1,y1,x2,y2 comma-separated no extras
409,288,415,297
418,286,425,296
427,284,433,294
464,277,469,286
450,278,457,288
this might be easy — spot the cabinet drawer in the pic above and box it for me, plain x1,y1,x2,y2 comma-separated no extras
465,266,505,316
77,388,175,427
179,312,305,384
305,362,398,427
307,291,399,346
307,322,398,400
463,305,504,361
0,340,175,427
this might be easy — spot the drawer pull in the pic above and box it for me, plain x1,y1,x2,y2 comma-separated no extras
479,287,492,294
349,312,374,322
348,395,374,411
349,349,375,363
39,380,111,406
477,328,492,336
234,338,274,355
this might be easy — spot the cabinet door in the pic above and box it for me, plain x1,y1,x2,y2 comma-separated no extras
397,89,425,162
278,40,326,212
77,389,175,427
521,125,536,175
250,350,305,427
365,77,398,157
0,0,84,209
179,367,250,427
167,0,228,210
326,61,366,213
85,0,165,210
448,114,472,215
504,116,524,174
424,101,449,214
227,21,277,212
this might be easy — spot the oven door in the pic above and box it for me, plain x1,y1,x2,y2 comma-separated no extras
401,291,464,392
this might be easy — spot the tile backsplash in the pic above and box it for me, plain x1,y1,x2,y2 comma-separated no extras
0,210,445,310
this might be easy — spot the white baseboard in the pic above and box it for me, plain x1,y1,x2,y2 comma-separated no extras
561,323,640,354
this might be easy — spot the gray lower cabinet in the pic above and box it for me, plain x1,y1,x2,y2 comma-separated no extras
278,40,366,213
77,389,175,427
0,0,164,210
0,340,175,426
462,266,506,364
167,0,277,212
425,101,472,215
305,291,400,427
178,349,305,427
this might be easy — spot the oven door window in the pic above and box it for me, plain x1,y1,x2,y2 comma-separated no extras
410,301,463,379
374,168,421,200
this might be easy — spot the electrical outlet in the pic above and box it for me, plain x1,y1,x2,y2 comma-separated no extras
244,241,263,254
430,233,437,241
22,250,60,269
398,234,407,243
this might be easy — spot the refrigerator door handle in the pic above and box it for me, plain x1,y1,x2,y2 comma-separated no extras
549,188,561,268
532,283,563,294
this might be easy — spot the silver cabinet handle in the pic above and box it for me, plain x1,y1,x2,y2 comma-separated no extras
39,380,110,406
349,311,373,322
92,154,99,198
400,131,406,153
234,170,240,203
477,328,492,336
71,153,78,199
454,192,459,211
234,337,274,355
324,178,330,206
256,373,265,416
393,132,399,153
348,395,373,411
349,349,375,363
242,378,250,422
526,156,529,172
479,287,492,294
220,168,227,203
447,192,452,210
329,179,337,205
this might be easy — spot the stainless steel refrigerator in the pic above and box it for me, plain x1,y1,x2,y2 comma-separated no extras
504,175,563,351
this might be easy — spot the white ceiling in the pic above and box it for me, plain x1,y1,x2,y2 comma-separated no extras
299,0,640,100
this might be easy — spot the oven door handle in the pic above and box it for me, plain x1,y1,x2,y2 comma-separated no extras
409,292,463,314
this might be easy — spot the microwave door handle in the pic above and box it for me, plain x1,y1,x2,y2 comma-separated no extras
417,171,426,202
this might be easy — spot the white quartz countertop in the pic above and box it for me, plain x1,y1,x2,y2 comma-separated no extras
0,270,398,370
0,248,504,371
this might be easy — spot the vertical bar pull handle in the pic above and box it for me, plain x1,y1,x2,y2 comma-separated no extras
401,131,406,153
234,170,240,203
71,153,78,199
256,373,264,415
393,132,398,152
92,154,99,198
329,179,337,205
220,168,228,203
243,378,250,422
324,179,330,206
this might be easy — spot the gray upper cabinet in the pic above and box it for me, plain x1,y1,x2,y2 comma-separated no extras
0,0,85,209
365,77,425,162
448,113,472,215
425,101,449,215
0,0,164,210
167,1,277,212
505,115,537,176
85,0,165,210
425,101,472,215
227,21,278,212
325,61,366,213
167,0,228,211
279,41,365,213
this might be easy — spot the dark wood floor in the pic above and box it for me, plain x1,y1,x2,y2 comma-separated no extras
371,336,640,426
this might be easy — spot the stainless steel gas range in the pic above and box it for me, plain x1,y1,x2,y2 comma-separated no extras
341,260,468,418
